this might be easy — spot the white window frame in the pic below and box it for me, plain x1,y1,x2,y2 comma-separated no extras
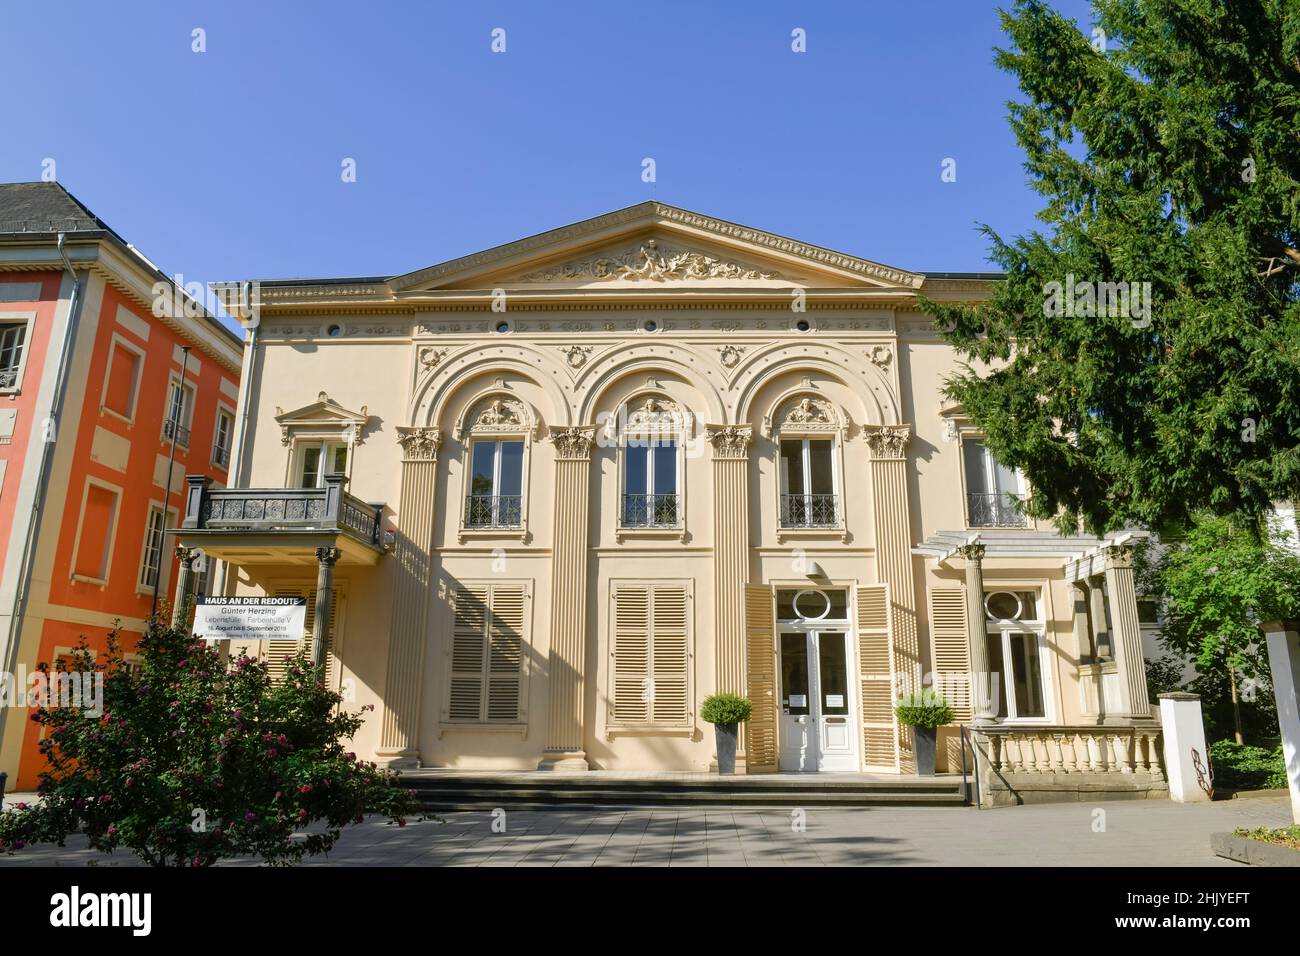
136,500,180,594
292,438,350,489
99,332,147,425
959,433,1029,528
463,437,526,530
212,403,236,470
776,435,843,531
618,435,683,530
69,476,124,586
0,311,36,395
984,589,1055,724
162,373,196,448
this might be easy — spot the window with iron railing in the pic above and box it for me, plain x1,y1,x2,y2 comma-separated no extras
162,378,195,448
465,439,524,528
962,439,1027,527
621,438,679,528
0,322,26,390
212,409,234,469
778,437,840,528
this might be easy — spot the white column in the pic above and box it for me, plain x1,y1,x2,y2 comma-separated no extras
1103,544,1151,718
1262,619,1300,823
1158,692,1211,803
956,543,994,720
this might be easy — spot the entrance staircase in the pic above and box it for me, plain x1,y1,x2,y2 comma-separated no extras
399,770,969,811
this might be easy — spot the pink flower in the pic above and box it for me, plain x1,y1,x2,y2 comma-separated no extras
244,812,257,822
299,784,312,794
14,802,27,811
107,826,118,836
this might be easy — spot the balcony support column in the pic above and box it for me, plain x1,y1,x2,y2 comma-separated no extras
378,427,441,769
311,546,341,670
706,425,753,770
171,546,197,628
956,543,994,721
539,426,596,770
865,425,920,771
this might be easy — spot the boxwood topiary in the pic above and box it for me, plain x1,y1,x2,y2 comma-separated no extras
894,690,955,729
700,693,753,726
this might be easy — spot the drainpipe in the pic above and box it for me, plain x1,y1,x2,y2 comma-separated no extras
212,289,259,598
0,234,88,759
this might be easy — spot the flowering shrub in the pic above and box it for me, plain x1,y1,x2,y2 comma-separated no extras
0,623,421,866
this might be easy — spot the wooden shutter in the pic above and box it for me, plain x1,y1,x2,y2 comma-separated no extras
447,583,527,722
928,587,972,722
265,586,343,688
610,582,691,727
745,585,777,772
858,584,899,771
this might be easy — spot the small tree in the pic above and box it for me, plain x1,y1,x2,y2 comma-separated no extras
0,623,421,866
1145,515,1300,744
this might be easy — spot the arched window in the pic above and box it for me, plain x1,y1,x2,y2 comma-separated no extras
615,396,685,534
767,393,844,531
457,396,532,533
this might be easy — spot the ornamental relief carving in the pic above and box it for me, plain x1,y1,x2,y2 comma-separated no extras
396,426,442,461
705,425,753,459
467,397,527,432
864,425,911,460
550,426,596,460
521,238,784,283
623,396,684,432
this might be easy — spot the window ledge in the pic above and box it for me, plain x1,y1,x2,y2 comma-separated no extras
776,526,847,543
0,387,21,397
70,574,107,588
437,722,528,738
457,526,528,544
615,526,685,543
100,406,134,427
605,726,697,740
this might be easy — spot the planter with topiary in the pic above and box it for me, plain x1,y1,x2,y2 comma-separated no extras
700,694,753,775
895,691,955,776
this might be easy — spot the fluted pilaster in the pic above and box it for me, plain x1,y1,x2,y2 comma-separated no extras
377,427,441,768
957,542,994,720
540,426,596,769
1103,544,1152,718
707,424,752,766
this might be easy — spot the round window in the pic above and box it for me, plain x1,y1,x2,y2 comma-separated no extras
326,324,342,337
984,591,1022,621
792,589,831,621
643,319,658,333
795,319,811,333
495,321,511,334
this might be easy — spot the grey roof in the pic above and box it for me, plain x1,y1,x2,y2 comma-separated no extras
0,182,117,238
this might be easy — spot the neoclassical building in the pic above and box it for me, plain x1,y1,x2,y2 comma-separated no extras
177,202,1166,791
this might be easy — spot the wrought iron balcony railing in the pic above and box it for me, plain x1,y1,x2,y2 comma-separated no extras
0,367,17,389
967,492,1028,528
212,443,231,469
779,493,840,528
621,493,680,528
180,473,384,551
464,494,523,529
162,418,191,447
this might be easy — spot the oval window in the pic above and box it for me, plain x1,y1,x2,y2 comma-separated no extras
984,591,1021,621
792,589,831,621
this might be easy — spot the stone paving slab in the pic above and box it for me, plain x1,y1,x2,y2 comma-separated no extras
0,794,1290,867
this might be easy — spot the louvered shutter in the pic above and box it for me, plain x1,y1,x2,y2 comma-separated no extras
744,585,778,772
447,583,527,722
612,585,651,723
858,584,899,771
265,586,342,687
928,587,972,722
610,582,691,727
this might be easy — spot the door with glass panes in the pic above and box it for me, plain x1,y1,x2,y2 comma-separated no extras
777,589,857,771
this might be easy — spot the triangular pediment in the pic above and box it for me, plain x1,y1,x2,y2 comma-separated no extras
274,392,372,444
389,202,923,293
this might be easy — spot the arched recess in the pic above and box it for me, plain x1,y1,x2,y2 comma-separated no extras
410,342,570,430
731,341,899,427
574,342,727,426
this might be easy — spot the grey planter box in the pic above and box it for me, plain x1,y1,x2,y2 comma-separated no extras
1211,831,1300,867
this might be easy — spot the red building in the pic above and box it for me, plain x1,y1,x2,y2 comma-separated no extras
0,183,243,790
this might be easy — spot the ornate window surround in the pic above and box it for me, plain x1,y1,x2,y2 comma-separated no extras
941,402,1029,531
275,393,370,488
455,391,534,544
610,393,689,543
766,387,848,543
0,310,36,396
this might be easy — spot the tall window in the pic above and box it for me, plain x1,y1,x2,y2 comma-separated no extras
102,339,143,421
622,438,678,527
984,590,1048,720
72,482,120,584
0,321,27,390
296,441,349,488
963,439,1025,527
212,408,235,468
163,378,195,447
779,438,838,527
138,505,168,590
465,439,524,528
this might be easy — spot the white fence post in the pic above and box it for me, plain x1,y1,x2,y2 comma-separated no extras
1262,620,1300,824
1158,692,1211,803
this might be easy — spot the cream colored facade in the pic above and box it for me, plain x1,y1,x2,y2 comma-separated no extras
181,202,1165,785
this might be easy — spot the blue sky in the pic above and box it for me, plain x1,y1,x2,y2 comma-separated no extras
2,0,1096,297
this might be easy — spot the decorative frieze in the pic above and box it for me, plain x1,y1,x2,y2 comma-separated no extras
396,426,442,461
522,238,784,283
864,424,911,460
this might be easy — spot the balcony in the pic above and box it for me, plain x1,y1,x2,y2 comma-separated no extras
162,418,191,448
967,492,1028,528
212,443,231,469
779,493,840,529
621,493,680,529
176,473,386,566
464,494,522,529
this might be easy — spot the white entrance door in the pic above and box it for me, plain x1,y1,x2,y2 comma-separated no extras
778,629,857,772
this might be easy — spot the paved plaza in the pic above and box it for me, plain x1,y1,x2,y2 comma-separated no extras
0,792,1291,866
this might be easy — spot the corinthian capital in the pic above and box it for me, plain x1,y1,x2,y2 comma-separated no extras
705,424,753,460
396,426,442,461
549,426,596,461
864,424,911,460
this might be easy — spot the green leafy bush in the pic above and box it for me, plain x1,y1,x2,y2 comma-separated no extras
700,694,752,726
895,690,954,729
1209,739,1288,791
0,623,422,866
